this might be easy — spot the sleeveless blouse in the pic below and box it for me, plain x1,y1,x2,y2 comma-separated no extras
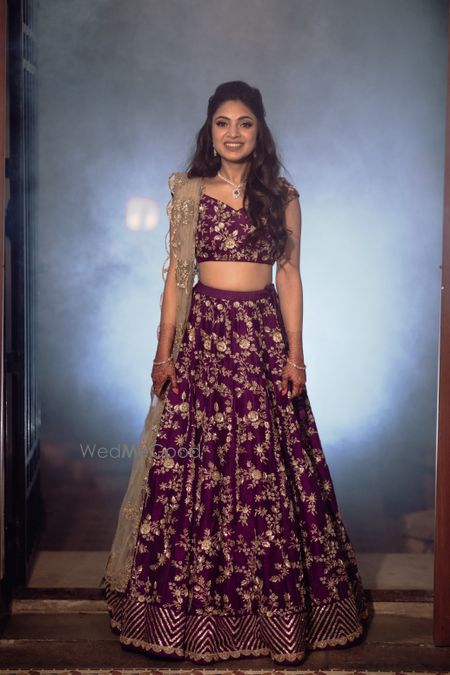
195,177,299,265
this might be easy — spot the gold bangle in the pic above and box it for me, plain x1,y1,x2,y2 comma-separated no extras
286,357,306,370
153,356,173,366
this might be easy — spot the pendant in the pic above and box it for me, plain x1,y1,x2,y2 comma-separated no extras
232,187,240,199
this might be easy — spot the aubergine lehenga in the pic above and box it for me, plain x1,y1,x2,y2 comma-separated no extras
104,179,369,666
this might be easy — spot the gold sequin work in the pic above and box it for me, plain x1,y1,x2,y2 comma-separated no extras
105,277,368,666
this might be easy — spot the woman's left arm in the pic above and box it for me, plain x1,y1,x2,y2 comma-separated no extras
275,195,306,395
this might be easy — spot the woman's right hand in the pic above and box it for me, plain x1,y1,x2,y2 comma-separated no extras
151,359,179,398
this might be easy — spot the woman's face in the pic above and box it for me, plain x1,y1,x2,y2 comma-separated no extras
211,99,258,162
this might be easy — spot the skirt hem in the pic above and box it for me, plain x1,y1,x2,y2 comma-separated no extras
105,583,369,666
111,614,368,665
120,634,306,665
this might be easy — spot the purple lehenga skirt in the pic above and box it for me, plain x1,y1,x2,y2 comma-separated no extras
105,279,369,666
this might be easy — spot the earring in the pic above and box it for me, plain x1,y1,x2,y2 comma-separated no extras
213,146,217,157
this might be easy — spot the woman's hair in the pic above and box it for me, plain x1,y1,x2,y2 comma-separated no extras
185,80,294,262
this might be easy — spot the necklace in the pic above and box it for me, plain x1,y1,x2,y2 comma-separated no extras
217,171,247,199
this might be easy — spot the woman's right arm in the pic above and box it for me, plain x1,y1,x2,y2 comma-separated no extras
151,193,180,397
154,261,178,363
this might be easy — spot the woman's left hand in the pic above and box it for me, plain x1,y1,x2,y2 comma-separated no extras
280,359,306,398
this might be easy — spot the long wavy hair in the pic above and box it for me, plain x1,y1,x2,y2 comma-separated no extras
185,81,294,263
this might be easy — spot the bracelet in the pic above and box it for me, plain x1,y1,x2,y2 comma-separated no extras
286,357,306,371
153,356,173,366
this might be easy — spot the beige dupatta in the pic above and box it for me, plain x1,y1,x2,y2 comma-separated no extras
104,172,203,593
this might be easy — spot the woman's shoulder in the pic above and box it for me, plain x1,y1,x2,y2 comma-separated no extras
168,171,202,196
167,171,188,193
278,175,300,204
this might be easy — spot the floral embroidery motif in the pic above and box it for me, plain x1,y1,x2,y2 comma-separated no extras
195,177,299,265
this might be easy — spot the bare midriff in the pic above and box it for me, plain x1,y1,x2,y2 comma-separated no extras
198,261,273,291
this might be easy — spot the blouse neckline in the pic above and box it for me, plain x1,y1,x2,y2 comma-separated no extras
199,178,246,213
200,192,246,213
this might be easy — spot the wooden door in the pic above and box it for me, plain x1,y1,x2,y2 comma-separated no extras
4,0,42,588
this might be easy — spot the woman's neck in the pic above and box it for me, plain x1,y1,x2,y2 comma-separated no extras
217,159,250,185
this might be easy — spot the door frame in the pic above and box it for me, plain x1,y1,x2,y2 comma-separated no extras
433,1,450,647
0,0,9,616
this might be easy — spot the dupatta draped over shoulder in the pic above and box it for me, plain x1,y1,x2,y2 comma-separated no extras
104,172,203,593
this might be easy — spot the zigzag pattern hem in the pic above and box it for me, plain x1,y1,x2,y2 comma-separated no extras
104,583,368,665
